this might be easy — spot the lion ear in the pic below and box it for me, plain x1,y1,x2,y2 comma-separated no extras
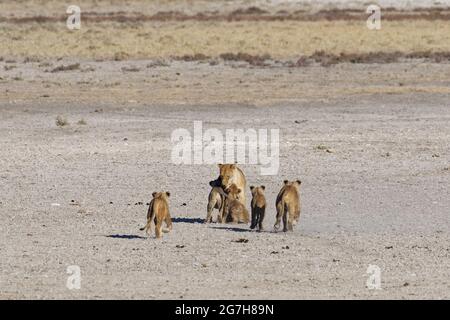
230,164,236,169
152,192,157,198
261,185,265,190
283,180,289,185
218,163,223,168
250,186,254,190
296,180,302,185
166,191,171,197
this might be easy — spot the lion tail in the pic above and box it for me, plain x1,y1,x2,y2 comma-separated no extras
140,204,156,235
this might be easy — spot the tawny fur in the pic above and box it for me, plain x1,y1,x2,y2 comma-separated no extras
218,164,247,207
274,180,301,232
250,185,266,231
222,184,250,224
140,191,172,238
206,185,226,223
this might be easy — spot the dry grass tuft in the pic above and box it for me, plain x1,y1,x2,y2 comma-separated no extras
315,144,333,153
51,63,80,73
56,115,69,127
174,53,210,62
23,56,41,63
146,59,170,68
121,66,141,72
114,52,129,61
220,52,271,66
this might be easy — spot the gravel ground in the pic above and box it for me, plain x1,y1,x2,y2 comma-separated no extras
0,59,449,299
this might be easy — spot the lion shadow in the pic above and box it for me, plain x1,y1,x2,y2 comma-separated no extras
172,217,205,224
209,225,253,233
106,234,146,240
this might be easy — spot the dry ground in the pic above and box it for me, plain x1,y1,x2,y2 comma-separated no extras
1,59,449,299
0,0,449,300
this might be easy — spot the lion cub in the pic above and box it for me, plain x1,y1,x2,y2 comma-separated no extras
274,180,301,232
223,184,250,224
140,191,172,238
206,179,227,223
250,185,266,231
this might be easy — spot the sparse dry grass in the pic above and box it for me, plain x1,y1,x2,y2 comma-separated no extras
316,145,329,150
50,63,80,72
121,66,140,72
3,20,450,60
55,115,69,127
146,59,170,67
315,145,333,153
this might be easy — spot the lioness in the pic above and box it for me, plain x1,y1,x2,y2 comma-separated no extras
223,184,249,224
218,164,247,207
274,180,301,232
250,185,266,231
140,191,172,238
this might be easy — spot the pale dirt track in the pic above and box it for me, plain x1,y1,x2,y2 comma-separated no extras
0,59,449,299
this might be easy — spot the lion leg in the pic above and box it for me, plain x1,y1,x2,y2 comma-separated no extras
163,214,172,233
258,207,265,231
250,208,258,229
282,204,289,232
287,204,294,231
206,199,215,223
222,211,229,223
216,197,223,223
221,201,229,223
293,205,300,226
155,218,162,238
287,216,293,231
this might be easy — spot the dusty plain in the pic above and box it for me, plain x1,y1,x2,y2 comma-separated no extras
0,0,449,299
